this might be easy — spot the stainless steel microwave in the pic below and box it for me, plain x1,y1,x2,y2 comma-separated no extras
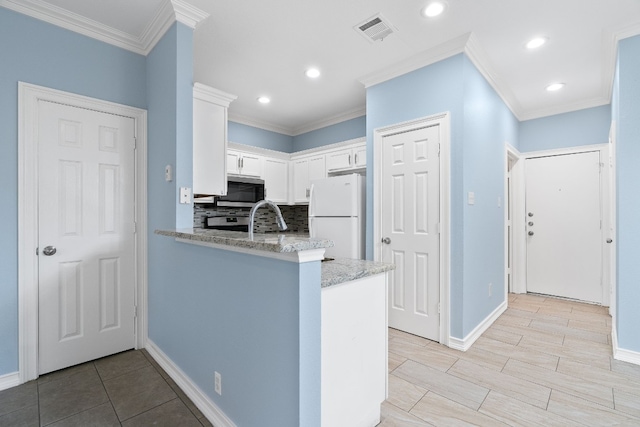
215,176,265,207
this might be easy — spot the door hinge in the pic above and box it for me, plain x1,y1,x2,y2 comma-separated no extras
438,303,441,314
134,305,138,318
438,143,441,157
36,247,39,256
133,137,137,150
133,221,137,234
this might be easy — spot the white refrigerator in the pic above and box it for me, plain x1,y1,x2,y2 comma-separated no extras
309,174,365,259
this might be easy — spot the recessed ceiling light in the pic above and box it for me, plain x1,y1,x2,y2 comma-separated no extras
526,37,547,49
257,96,271,104
546,83,565,92
305,68,321,79
422,1,446,17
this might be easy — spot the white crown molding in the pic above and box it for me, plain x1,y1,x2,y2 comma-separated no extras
193,82,237,107
0,0,147,54
229,106,367,137
291,107,367,136
463,33,523,120
614,21,640,41
358,32,471,89
171,0,209,29
0,0,208,56
519,96,610,122
227,113,297,136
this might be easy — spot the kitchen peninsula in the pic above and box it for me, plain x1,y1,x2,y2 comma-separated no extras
154,228,394,427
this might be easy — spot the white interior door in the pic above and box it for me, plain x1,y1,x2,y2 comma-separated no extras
525,151,602,303
38,100,136,375
381,125,440,341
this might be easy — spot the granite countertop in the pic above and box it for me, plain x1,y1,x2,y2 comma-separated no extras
155,228,334,253
321,258,395,288
156,229,395,287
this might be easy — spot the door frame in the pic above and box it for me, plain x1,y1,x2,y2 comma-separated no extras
520,143,611,305
506,144,526,294
17,82,148,383
373,112,450,346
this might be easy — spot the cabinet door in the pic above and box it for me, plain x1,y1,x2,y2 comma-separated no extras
308,155,326,182
353,144,366,168
240,153,262,177
263,157,288,203
325,148,353,172
293,159,309,203
227,150,241,175
193,97,226,195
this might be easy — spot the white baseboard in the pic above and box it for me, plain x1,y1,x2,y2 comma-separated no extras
612,323,640,366
0,372,20,391
449,300,508,352
145,340,237,427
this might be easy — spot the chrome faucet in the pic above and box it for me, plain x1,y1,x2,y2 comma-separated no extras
249,199,288,238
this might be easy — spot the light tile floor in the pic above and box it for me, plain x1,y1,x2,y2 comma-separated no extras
379,293,640,426
0,349,211,426
2,293,639,426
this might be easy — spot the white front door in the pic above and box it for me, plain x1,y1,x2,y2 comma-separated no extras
38,100,136,375
382,125,440,341
525,151,602,303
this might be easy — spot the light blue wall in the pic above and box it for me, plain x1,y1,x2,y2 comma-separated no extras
367,54,467,336
0,7,147,376
366,55,517,339
461,56,518,336
229,117,366,154
293,116,366,151
519,105,611,153
146,23,321,426
148,242,321,426
614,35,640,353
228,121,294,153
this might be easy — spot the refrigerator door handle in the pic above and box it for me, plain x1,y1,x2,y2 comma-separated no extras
308,217,315,237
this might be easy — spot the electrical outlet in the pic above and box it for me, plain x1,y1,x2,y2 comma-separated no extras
179,187,191,204
489,282,493,297
214,371,222,395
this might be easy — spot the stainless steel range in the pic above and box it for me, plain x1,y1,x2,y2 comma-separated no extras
205,214,249,232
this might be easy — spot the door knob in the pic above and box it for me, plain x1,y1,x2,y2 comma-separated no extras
42,246,57,256
607,238,613,243
528,231,534,236
528,221,534,226
382,237,391,244
528,212,534,217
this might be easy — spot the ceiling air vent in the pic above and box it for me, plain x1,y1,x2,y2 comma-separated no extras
354,14,397,43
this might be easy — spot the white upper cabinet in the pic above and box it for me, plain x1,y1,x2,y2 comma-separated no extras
292,154,326,203
263,156,288,203
227,138,365,205
227,149,262,177
325,143,366,173
193,83,236,195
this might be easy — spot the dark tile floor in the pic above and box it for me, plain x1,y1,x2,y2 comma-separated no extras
0,349,212,427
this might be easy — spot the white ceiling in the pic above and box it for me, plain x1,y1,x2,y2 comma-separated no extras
5,0,640,135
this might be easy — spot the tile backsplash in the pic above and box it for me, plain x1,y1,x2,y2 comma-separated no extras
194,204,309,233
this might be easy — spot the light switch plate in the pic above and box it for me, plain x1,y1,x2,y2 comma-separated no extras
179,187,191,204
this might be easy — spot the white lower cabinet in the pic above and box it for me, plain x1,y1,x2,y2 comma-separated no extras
321,274,387,427
263,156,288,203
